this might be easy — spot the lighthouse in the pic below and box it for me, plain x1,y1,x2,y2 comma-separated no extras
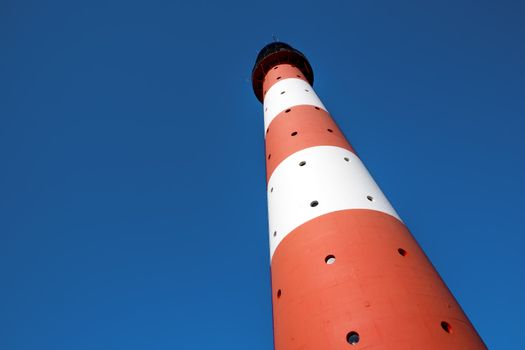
251,42,486,350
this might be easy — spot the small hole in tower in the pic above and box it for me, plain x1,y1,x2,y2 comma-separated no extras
273,66,279,70
299,161,306,166
276,76,282,80
270,187,273,193
344,157,350,162
268,154,271,160
327,128,334,133
441,321,452,334
266,127,269,134
291,131,298,136
310,200,319,207
314,107,320,110
398,248,408,257
367,195,374,202
280,91,286,95
285,109,291,113
325,255,336,264
277,289,282,298
305,89,310,92
273,230,277,237
297,75,301,78
346,331,360,345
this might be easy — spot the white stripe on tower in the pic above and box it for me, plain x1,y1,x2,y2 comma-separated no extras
263,78,326,132
267,146,399,258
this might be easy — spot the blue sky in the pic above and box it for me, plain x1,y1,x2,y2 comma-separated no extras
1,0,524,349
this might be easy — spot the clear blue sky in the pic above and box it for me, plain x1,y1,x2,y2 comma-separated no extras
1,1,524,349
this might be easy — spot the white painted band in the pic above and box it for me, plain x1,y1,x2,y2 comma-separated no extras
263,78,326,132
267,146,401,259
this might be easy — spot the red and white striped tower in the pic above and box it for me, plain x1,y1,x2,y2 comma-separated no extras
251,42,486,350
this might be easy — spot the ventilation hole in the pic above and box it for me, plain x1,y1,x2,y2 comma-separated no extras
398,248,408,256
266,127,269,134
297,75,301,78
280,91,286,95
273,230,277,237
305,89,310,92
441,321,452,334
346,331,360,345
264,90,267,95
270,187,274,193
327,128,334,133
291,131,298,136
367,195,374,202
273,66,278,70
325,255,336,264
277,289,282,298
344,157,350,162
299,161,306,166
276,76,282,80
314,107,320,110
268,154,271,160
310,200,319,207
285,109,291,113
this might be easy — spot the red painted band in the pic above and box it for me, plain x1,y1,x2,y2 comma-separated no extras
263,64,309,100
265,105,355,182
271,209,486,350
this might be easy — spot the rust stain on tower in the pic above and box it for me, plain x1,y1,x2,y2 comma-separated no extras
251,42,486,350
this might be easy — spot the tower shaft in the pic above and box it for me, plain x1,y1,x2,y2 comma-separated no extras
252,43,486,350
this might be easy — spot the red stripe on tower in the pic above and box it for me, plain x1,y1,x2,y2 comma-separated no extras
252,42,486,350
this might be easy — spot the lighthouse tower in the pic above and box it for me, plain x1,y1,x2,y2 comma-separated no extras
251,42,486,350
